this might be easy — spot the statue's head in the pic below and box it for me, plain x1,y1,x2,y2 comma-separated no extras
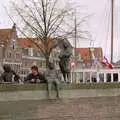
3,64,11,72
63,42,68,49
48,62,54,69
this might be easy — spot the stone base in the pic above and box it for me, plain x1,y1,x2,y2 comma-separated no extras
0,88,120,101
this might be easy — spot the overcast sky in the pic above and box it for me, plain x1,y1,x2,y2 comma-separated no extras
0,0,120,62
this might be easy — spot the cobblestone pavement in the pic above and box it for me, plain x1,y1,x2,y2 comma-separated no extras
0,96,120,120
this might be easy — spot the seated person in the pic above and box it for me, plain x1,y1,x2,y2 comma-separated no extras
24,65,46,84
44,62,60,98
0,64,20,83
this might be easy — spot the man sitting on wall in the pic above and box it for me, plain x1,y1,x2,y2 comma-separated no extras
0,64,20,83
44,62,60,98
24,65,46,84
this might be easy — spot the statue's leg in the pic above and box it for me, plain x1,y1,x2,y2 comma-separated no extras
67,72,71,84
47,81,52,99
54,81,60,98
63,72,66,82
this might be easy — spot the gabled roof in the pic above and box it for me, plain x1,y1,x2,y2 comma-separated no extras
0,24,17,45
17,38,36,48
0,29,12,40
75,47,103,61
17,37,56,52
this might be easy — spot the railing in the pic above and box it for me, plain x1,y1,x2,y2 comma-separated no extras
71,68,120,83
19,68,120,84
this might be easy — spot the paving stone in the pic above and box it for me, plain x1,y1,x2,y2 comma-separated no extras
0,96,120,120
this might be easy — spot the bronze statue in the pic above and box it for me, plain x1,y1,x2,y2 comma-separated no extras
59,41,72,83
44,62,60,99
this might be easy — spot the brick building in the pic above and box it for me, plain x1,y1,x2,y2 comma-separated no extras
0,24,47,80
0,24,22,74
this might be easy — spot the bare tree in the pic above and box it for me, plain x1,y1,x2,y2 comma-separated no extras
8,0,72,66
7,0,91,66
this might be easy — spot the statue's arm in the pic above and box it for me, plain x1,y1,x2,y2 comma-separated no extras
56,70,61,81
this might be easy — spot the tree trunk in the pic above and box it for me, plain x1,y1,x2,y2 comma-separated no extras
45,55,50,68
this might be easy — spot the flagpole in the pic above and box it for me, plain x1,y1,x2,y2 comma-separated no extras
110,0,114,63
74,9,77,82
74,9,77,62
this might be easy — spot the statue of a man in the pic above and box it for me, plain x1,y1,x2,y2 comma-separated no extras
44,62,60,99
59,42,72,83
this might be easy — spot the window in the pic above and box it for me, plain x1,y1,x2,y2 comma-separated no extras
37,52,41,57
7,52,12,58
28,48,33,56
16,53,20,59
42,60,46,68
23,59,27,67
22,48,28,56
39,60,42,67
33,50,37,57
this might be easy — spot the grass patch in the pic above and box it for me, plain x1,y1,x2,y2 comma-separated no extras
62,83,120,90
0,84,47,92
0,83,120,92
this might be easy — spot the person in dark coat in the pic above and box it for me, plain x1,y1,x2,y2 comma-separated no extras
24,65,46,84
0,64,20,83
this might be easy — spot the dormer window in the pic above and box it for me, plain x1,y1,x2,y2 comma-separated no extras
22,48,28,56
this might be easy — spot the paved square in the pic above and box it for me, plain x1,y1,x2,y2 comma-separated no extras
0,96,120,120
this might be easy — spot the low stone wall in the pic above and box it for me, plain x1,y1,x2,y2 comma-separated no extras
0,88,120,101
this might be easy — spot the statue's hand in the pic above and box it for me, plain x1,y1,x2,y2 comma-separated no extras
36,79,40,83
30,79,35,83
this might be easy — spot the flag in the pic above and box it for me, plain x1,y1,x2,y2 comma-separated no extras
71,62,75,69
102,56,113,69
103,56,109,64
